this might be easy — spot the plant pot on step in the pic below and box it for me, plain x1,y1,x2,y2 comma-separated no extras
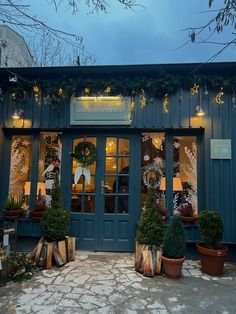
3,209,22,218
196,243,228,276
197,210,228,276
162,255,185,279
29,210,44,220
162,215,186,279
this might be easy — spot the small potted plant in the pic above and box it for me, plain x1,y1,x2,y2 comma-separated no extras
3,196,23,218
196,210,228,276
161,215,186,279
178,202,198,224
29,189,47,220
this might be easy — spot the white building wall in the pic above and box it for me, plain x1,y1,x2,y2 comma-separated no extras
0,25,37,67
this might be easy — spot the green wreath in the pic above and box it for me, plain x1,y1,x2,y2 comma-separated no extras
70,141,97,167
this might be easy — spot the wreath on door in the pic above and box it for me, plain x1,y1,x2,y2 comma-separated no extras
70,141,97,184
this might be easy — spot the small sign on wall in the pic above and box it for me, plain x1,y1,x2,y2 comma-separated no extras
210,139,231,159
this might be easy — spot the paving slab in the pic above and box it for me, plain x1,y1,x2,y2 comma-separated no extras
0,251,236,314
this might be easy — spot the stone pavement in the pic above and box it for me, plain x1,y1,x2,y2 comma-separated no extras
1,252,236,314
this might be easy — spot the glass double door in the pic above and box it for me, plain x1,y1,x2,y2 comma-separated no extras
70,134,135,251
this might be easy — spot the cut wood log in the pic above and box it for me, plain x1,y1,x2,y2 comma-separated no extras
45,242,53,270
34,237,44,263
58,240,67,264
134,241,144,273
38,244,46,267
52,242,65,266
155,250,162,274
143,246,154,277
65,236,76,262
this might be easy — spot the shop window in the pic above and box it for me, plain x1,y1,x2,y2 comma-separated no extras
172,136,198,216
9,136,32,201
141,133,166,212
38,132,62,197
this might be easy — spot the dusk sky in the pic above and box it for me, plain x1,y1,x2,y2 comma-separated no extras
30,0,235,65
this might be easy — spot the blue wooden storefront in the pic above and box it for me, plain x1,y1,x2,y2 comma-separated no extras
0,62,235,251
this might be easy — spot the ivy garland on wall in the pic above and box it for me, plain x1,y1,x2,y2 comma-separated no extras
2,70,236,111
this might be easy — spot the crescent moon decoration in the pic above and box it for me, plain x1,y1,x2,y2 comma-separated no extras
191,83,200,95
163,93,169,113
215,88,224,104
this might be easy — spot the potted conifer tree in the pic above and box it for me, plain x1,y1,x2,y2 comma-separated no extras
196,210,228,276
41,173,68,242
162,215,186,279
135,183,164,277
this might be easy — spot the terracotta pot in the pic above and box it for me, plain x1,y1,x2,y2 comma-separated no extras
29,211,44,220
196,243,228,276
161,255,185,279
180,215,198,224
3,209,21,218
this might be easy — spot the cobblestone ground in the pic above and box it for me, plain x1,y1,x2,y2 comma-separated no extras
1,252,236,314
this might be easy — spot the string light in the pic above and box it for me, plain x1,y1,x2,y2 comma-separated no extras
215,87,224,104
105,86,111,94
140,89,146,108
163,93,169,113
33,85,40,103
191,83,200,95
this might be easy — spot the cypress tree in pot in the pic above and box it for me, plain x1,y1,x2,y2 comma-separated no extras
162,215,186,279
196,210,228,276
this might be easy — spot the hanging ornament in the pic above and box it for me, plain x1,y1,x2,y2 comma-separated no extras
143,154,150,161
140,89,146,108
215,87,224,104
190,83,200,95
104,86,111,94
130,98,135,111
163,93,169,113
58,88,63,95
33,85,41,103
84,88,90,95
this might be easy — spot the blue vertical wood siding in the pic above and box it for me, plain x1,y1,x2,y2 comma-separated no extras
0,63,235,244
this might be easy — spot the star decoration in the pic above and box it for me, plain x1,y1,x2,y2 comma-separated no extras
84,88,90,95
191,83,200,95
58,88,63,95
105,86,111,94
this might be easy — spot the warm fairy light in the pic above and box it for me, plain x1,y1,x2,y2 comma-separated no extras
163,93,169,113
58,88,63,95
33,85,40,103
105,86,111,94
191,83,200,95
84,88,90,95
215,87,224,104
130,100,135,111
140,89,146,108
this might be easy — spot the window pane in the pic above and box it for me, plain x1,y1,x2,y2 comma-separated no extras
104,176,116,193
9,136,32,200
104,196,115,213
38,132,62,196
84,176,95,193
106,138,117,156
173,136,198,216
71,194,82,212
141,133,166,213
105,157,116,174
118,176,129,193
118,157,129,173
118,196,129,214
118,138,129,155
84,195,95,213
